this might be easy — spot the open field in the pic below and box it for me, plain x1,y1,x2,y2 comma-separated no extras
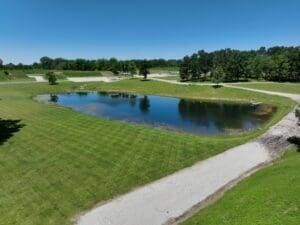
61,70,113,77
232,82,300,94
154,75,180,81
0,70,115,82
0,70,33,81
0,79,295,225
150,66,179,74
182,147,300,225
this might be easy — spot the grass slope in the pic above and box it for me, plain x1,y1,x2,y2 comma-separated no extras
233,82,300,94
61,70,113,77
150,66,179,74
155,76,180,81
0,70,114,80
182,147,300,225
0,70,33,81
0,79,295,225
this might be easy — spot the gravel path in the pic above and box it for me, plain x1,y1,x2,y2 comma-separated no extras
75,82,300,225
76,143,271,225
224,84,300,103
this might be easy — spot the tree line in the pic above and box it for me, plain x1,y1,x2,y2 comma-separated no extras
0,57,180,75
180,46,300,82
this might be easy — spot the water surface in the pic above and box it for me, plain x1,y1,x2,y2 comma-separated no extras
38,92,276,135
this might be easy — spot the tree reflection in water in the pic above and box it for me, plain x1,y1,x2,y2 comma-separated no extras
178,99,275,131
139,96,150,114
49,94,58,103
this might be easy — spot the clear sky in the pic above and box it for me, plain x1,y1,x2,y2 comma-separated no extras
1,0,300,64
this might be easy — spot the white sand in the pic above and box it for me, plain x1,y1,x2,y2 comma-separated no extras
27,75,46,82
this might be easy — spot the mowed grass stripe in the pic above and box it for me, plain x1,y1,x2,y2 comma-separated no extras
0,80,295,225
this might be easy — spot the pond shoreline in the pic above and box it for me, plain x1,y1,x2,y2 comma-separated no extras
36,91,276,136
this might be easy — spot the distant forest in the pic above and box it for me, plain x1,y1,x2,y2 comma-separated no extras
180,46,300,82
0,46,299,81
0,57,180,75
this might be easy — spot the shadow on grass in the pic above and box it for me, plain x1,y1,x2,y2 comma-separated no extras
0,119,24,145
212,84,223,89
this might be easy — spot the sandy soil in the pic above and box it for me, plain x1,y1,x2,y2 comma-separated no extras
27,75,46,82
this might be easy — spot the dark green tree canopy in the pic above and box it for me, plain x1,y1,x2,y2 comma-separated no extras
1,57,180,73
179,46,300,82
139,60,150,79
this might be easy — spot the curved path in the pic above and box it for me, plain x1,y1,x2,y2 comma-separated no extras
224,84,300,103
75,81,299,225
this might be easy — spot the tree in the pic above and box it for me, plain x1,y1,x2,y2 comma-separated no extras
269,54,290,81
111,67,119,75
139,60,150,80
109,58,119,74
212,66,225,86
246,55,271,80
45,72,57,85
128,62,137,76
40,56,53,69
0,58,3,68
190,53,200,80
179,56,190,81
287,48,300,81
197,50,213,80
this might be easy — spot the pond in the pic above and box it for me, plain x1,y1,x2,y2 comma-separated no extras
37,92,276,135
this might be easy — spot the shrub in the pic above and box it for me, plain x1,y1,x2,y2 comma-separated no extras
45,72,57,85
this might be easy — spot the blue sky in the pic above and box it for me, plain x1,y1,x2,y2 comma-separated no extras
0,0,299,64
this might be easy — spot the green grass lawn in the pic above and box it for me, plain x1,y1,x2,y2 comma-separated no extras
0,79,295,225
232,82,300,94
0,69,114,79
0,70,33,81
155,75,180,81
182,147,300,225
150,66,179,74
61,70,113,77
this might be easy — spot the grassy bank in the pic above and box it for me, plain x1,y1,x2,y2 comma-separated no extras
155,76,180,81
232,82,300,94
0,70,115,82
182,147,300,225
0,70,33,81
150,66,179,74
61,70,113,77
0,79,294,225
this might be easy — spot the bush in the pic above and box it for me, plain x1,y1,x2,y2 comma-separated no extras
45,72,57,85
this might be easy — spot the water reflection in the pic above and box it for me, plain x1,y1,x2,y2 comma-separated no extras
178,100,274,132
139,96,150,114
76,92,88,96
38,92,276,135
49,94,58,103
